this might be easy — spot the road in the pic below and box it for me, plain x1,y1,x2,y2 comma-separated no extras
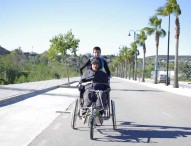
29,78,191,146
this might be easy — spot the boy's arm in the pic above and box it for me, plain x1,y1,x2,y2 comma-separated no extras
103,59,111,77
80,59,91,76
80,69,94,82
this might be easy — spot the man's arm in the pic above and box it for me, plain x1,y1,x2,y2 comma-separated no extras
80,59,91,76
103,59,111,77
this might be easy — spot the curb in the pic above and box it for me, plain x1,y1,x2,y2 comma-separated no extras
113,77,191,98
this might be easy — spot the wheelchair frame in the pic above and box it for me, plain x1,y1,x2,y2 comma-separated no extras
71,87,117,140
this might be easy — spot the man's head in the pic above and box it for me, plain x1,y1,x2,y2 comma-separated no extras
93,46,101,57
91,58,100,71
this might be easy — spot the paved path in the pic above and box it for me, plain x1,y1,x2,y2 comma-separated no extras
1,77,191,146
0,77,79,106
0,87,78,146
28,77,191,146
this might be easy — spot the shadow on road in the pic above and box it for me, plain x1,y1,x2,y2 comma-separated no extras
96,121,191,143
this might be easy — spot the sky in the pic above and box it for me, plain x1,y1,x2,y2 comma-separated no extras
0,0,190,57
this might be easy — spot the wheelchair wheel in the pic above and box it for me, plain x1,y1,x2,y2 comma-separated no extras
90,117,94,140
111,100,117,130
108,93,111,118
71,99,78,129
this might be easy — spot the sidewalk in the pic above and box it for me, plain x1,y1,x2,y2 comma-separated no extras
0,77,79,106
115,77,191,98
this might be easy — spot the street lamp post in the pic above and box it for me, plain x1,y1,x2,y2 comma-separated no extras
166,15,170,86
128,30,140,81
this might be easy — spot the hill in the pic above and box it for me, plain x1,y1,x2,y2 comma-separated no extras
0,46,11,57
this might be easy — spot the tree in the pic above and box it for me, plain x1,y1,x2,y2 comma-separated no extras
114,54,123,77
11,48,23,65
39,51,49,65
136,30,147,82
145,58,155,78
130,42,137,80
119,47,127,78
120,46,135,79
143,15,166,84
48,30,80,85
179,61,191,80
156,0,181,88
0,50,23,84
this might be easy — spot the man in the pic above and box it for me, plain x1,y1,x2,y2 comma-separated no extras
79,46,111,100
80,58,110,113
80,46,111,77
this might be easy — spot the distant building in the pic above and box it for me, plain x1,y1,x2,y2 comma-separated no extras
146,55,191,61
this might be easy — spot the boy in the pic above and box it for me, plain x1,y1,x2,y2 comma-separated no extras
80,46,111,77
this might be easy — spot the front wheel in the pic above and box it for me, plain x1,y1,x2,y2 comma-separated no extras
71,99,78,129
111,100,117,130
90,117,94,140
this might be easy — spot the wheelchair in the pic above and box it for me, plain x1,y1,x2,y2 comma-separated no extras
71,82,117,140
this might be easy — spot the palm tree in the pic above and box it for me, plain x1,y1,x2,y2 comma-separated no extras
112,59,119,77
126,48,135,80
156,0,181,88
136,30,147,82
143,15,166,84
119,47,127,79
115,54,123,78
130,42,138,80
120,46,134,79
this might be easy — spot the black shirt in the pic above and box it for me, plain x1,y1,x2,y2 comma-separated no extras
81,69,109,91
80,57,111,77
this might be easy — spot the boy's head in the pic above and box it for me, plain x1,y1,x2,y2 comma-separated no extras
93,46,101,57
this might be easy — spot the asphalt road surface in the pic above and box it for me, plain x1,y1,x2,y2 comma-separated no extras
28,78,191,146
